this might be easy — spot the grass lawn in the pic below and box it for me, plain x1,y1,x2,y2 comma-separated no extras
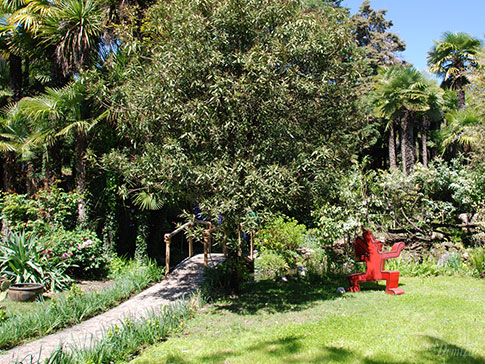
128,276,485,364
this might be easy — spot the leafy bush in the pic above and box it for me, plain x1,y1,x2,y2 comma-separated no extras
255,250,290,279
254,216,306,265
313,159,485,247
385,253,474,277
39,229,107,279
0,231,72,291
0,187,80,234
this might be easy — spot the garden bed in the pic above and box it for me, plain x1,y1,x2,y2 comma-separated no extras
0,260,163,350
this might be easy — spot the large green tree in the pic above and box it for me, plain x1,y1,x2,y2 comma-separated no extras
428,32,482,110
351,0,406,74
102,0,366,243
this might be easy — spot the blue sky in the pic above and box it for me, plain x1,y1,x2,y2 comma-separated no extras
342,0,485,74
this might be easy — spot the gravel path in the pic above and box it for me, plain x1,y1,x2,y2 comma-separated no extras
0,253,225,364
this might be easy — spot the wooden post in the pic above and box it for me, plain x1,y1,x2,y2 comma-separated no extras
250,232,254,261
164,234,171,273
208,223,212,254
203,228,210,268
188,236,193,257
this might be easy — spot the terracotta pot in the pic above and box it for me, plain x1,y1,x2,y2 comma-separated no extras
7,283,44,302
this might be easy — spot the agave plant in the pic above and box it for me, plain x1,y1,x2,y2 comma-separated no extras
0,231,72,291
0,231,45,284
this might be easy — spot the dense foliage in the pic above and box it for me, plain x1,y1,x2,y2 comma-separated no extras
102,0,366,245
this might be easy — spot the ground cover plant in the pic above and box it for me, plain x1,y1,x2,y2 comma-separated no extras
0,259,163,350
127,276,485,364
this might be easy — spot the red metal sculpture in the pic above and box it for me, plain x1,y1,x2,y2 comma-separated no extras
347,230,405,295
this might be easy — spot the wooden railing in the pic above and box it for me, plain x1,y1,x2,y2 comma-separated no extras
164,220,217,273
164,221,256,273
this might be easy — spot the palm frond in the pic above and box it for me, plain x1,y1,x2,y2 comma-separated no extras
133,191,165,211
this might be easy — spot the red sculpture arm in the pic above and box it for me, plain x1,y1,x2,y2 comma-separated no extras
379,241,405,260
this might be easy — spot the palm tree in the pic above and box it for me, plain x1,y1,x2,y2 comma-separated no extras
441,110,483,155
0,102,41,192
418,79,443,167
40,0,103,75
427,32,482,110
19,79,104,223
372,66,434,175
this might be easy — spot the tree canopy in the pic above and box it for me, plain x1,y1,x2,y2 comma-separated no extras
100,0,367,241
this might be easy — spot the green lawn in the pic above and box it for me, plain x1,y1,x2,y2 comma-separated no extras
129,276,485,364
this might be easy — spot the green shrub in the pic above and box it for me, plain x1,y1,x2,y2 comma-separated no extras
0,187,80,235
385,253,473,277
39,229,108,279
255,216,306,266
469,247,485,277
255,250,290,279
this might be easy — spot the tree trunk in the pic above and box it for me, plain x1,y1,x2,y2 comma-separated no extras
9,53,23,102
2,153,16,191
388,120,397,170
75,130,88,225
48,50,69,88
43,140,63,189
400,116,407,176
456,86,466,111
401,111,415,175
422,118,429,168
23,56,30,93
25,160,36,194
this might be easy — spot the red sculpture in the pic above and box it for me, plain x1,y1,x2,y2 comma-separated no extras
347,230,405,295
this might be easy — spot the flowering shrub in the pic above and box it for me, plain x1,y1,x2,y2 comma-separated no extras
0,187,80,234
39,229,108,278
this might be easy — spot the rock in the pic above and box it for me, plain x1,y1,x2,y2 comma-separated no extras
297,265,307,278
336,287,346,295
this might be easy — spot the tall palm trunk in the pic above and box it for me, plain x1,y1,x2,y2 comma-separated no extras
23,56,30,92
9,54,23,102
456,78,466,110
48,50,69,88
2,153,16,191
26,160,36,194
4,54,23,193
388,120,397,170
421,118,429,168
75,130,88,224
401,111,415,176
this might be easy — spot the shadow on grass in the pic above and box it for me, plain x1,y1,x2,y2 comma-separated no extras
164,335,485,364
213,276,349,315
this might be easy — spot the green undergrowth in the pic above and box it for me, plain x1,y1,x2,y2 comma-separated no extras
0,259,163,350
127,276,485,364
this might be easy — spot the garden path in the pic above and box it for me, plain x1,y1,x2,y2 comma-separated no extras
0,253,225,364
